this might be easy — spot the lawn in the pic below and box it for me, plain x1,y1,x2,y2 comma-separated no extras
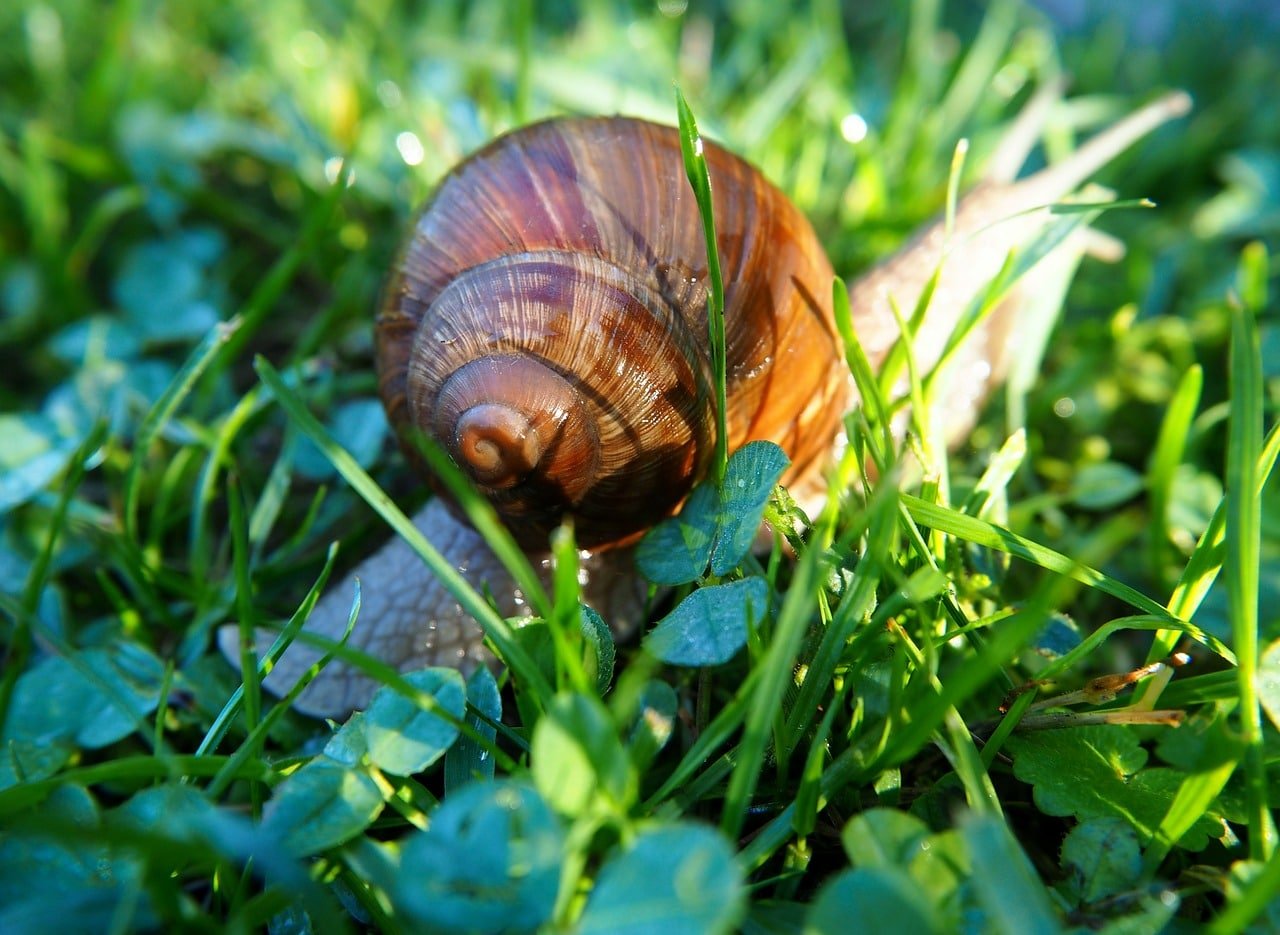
1,0,1278,931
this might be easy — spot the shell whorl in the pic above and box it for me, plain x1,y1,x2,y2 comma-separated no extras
377,116,847,550
402,251,714,547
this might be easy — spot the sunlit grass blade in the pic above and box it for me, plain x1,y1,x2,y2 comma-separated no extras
195,543,340,758
782,478,896,744
190,384,270,581
721,520,828,841
228,472,261,813
547,522,590,694
1142,756,1238,874
123,317,241,541
903,494,1177,621
676,87,729,481
408,435,551,622
833,277,894,466
1146,364,1203,583
1226,242,1271,861
207,591,360,799
254,356,552,705
962,428,1026,518
219,163,350,370
0,756,271,820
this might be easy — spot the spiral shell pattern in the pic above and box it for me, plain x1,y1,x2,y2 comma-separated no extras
377,117,847,549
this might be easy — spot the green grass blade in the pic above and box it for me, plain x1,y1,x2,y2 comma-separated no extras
721,527,827,841
1226,243,1272,861
195,543,340,758
902,494,1175,620
675,87,729,482
123,317,241,541
1147,364,1204,585
254,357,552,705
832,277,894,465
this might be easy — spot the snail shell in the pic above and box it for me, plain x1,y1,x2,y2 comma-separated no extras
375,117,848,549
224,91,1192,718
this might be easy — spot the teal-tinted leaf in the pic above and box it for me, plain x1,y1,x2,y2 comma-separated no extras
74,644,166,748
1,643,163,751
115,784,221,840
628,679,678,768
0,786,148,931
1008,727,1221,850
1028,613,1082,660
261,759,383,856
323,712,368,767
531,692,633,815
578,823,744,935
113,784,337,917
1258,637,1280,732
636,442,790,585
644,576,769,666
444,666,502,792
295,398,388,480
580,604,616,695
394,782,563,934
0,737,76,790
362,668,466,776
42,358,177,440
0,413,81,512
710,441,789,575
113,240,219,343
636,480,718,585
1068,462,1145,511
807,867,941,935
1,260,41,319
48,315,143,363
840,808,932,868
1059,817,1142,904
961,813,1060,935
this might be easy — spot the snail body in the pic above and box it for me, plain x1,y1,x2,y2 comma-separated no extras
228,91,1191,717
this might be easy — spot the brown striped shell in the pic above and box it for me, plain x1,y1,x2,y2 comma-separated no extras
376,116,848,550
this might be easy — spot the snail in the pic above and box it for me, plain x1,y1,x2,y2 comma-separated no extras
223,89,1192,718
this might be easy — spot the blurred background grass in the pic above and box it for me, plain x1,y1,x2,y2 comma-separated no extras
1,0,1277,651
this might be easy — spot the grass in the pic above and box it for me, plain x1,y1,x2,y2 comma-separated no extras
2,0,1279,931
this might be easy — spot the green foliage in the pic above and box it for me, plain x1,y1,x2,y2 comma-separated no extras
386,781,564,933
636,440,790,584
2,0,1278,930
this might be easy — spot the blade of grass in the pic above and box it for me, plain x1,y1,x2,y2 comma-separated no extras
207,595,360,800
833,276,895,463
195,543,339,758
1226,243,1272,861
903,494,1177,621
408,436,551,622
229,473,262,815
1147,363,1204,584
123,317,242,542
675,88,728,482
254,357,552,705
721,521,828,842
218,162,350,371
